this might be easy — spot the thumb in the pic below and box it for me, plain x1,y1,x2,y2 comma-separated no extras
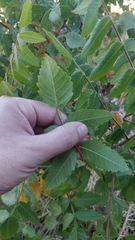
28,122,88,166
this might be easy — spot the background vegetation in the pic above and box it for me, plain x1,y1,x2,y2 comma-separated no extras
0,0,135,239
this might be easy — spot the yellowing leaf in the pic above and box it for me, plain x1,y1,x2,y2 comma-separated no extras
112,111,123,127
39,170,52,196
29,182,41,200
19,191,28,203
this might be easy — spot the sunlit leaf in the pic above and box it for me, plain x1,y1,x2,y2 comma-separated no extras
19,0,32,28
90,42,124,79
44,29,72,59
20,31,45,43
82,16,112,57
0,81,13,96
80,141,129,172
120,11,135,31
82,0,101,37
19,45,39,66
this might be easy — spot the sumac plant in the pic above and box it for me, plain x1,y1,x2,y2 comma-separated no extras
0,0,135,239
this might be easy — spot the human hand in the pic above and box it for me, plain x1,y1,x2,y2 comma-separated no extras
0,97,88,194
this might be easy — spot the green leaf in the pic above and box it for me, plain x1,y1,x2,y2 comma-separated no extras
72,192,101,208
72,0,90,15
110,69,135,98
126,235,135,240
23,184,38,206
0,210,9,224
1,190,17,206
46,149,77,190
49,200,62,216
18,202,39,224
45,216,57,231
71,72,85,101
59,197,69,211
62,213,74,231
61,5,73,20
37,54,73,108
44,29,72,59
125,87,135,113
80,141,129,172
124,137,135,149
19,0,32,28
19,45,39,66
66,32,85,49
49,3,61,22
81,0,101,37
89,42,124,80
66,109,113,130
0,81,13,96
40,10,52,35
76,89,92,110
120,11,135,31
0,217,19,239
22,226,35,238
88,91,100,109
20,31,45,43
82,16,112,57
68,227,87,240
76,210,102,222
112,63,129,84
13,71,32,86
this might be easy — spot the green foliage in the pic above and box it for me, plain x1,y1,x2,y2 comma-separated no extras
0,0,135,239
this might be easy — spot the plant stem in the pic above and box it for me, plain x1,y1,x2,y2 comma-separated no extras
101,0,135,69
106,172,116,240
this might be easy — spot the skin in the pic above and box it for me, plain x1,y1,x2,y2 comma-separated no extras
0,96,88,195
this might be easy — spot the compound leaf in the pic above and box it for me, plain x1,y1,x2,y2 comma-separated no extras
90,42,124,80
19,0,32,28
80,141,129,172
46,149,77,190
66,109,113,129
37,54,73,108
82,16,112,57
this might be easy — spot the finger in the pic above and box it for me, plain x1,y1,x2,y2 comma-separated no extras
27,122,88,167
1,97,67,128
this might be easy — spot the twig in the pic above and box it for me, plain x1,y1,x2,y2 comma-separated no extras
106,173,116,240
101,0,135,69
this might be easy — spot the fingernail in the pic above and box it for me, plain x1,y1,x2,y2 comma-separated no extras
77,124,88,140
